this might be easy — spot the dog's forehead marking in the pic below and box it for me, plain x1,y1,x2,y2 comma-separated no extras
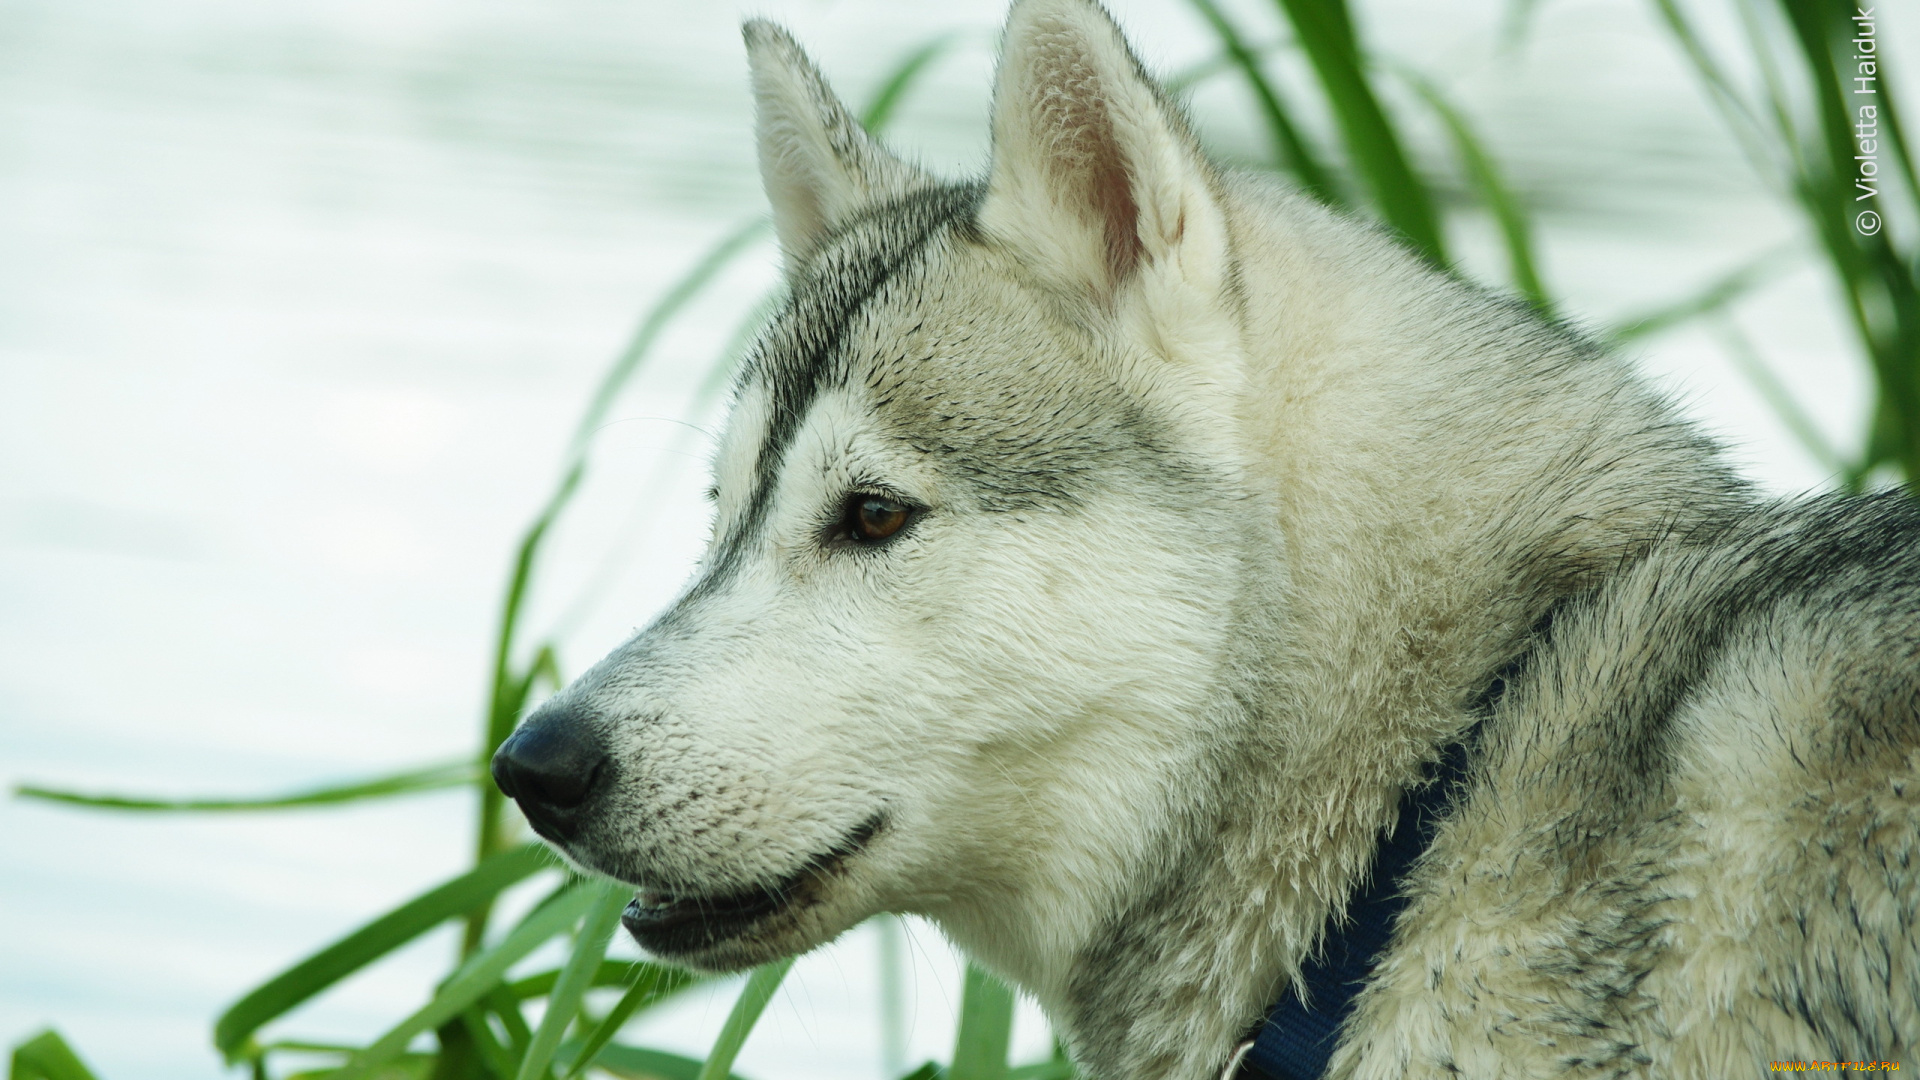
703,183,979,579
708,181,1208,578
746,183,981,479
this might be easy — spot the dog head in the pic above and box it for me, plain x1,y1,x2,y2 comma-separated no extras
492,0,1255,974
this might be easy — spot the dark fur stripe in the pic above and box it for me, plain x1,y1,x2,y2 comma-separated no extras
697,183,980,590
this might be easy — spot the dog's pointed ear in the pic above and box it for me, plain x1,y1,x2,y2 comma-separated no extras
745,20,927,274
980,0,1229,304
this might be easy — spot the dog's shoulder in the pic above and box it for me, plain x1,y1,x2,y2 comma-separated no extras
1511,489,1920,783
1336,493,1920,1078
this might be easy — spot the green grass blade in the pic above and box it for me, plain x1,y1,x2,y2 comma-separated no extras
564,220,770,469
16,760,476,814
1729,0,1804,157
1396,67,1551,312
1183,0,1344,206
334,882,599,1080
461,1004,521,1080
860,34,956,134
1007,1064,1077,1080
1606,247,1794,345
1165,36,1300,95
1870,69,1920,211
1647,0,1772,165
427,1012,489,1080
514,882,629,1080
256,1039,362,1054
544,291,781,643
527,645,563,696
1497,0,1545,53
1661,0,1920,488
1771,0,1920,482
697,959,794,1080
948,964,1015,1080
1272,0,1446,264
1712,316,1847,475
9,1031,101,1080
689,297,779,406
1166,49,1238,94
569,1044,750,1080
1772,0,1859,198
893,1064,942,1080
474,461,584,879
505,960,672,1000
487,983,537,1060
558,966,703,1080
215,844,553,1061
283,1060,433,1080
1654,0,1920,488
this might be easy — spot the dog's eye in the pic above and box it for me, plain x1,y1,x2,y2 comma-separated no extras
844,494,912,544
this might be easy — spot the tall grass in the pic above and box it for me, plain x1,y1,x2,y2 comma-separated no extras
10,1,1914,1077
1654,0,1918,487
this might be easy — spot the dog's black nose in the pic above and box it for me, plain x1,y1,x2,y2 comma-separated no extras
491,707,607,837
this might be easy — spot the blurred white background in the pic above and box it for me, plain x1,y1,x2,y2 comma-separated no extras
1,0,1908,1076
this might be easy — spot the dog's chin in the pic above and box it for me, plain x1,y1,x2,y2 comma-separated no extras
629,892,854,972
600,812,886,971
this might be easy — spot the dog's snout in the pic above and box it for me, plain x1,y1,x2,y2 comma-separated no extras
491,707,608,839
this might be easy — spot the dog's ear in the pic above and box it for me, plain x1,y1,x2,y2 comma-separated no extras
745,21,927,274
981,0,1229,306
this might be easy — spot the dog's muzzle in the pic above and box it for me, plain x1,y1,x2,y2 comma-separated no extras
490,703,608,845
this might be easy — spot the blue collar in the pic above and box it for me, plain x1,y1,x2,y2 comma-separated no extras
1233,725,1482,1080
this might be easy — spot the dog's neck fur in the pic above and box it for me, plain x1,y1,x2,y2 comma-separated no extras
929,176,1748,1080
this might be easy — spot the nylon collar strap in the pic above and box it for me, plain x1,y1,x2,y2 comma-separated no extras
1231,724,1482,1080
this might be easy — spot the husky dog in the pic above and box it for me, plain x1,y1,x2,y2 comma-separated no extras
490,0,1920,1075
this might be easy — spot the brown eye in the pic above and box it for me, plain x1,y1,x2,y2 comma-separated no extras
847,495,911,543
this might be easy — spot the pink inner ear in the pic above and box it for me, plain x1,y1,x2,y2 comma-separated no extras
1031,42,1142,285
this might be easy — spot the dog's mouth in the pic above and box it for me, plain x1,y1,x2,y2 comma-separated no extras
620,812,884,958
